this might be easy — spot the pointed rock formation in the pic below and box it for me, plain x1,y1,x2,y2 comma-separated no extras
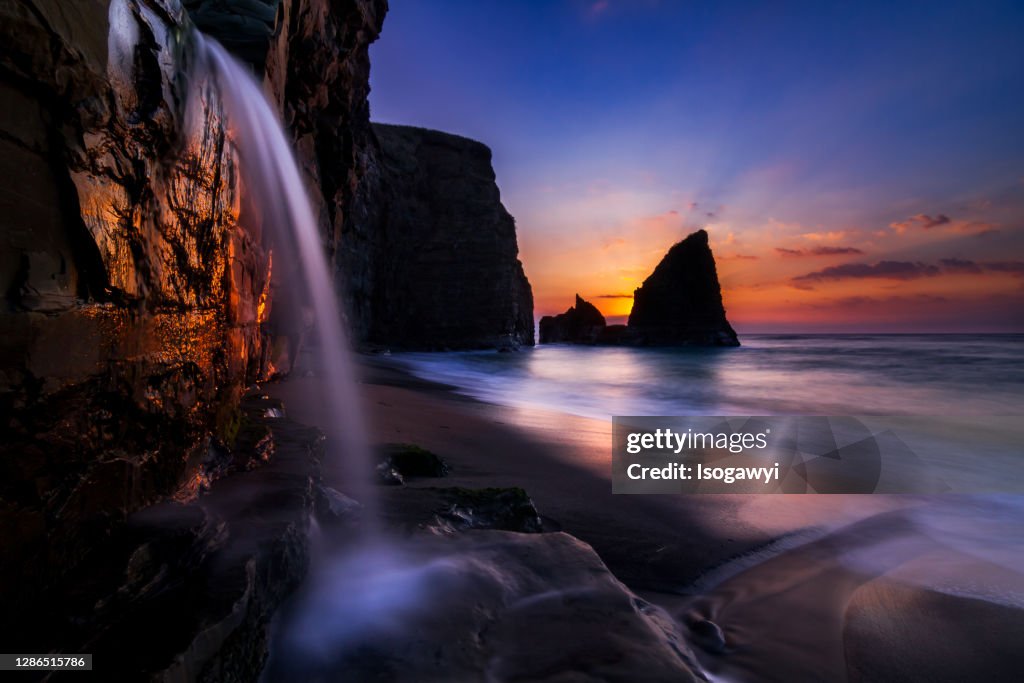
539,231,739,347
627,230,739,346
539,294,606,343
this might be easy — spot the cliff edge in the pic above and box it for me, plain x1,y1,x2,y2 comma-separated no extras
369,123,535,350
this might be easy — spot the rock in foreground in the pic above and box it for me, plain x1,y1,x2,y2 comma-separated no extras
266,531,705,682
23,393,326,681
435,486,544,533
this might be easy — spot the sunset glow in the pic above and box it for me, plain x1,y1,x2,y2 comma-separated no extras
371,0,1024,332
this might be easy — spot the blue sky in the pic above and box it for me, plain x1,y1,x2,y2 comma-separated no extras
369,0,1024,331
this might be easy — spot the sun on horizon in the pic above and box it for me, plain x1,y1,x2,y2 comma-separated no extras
371,0,1024,334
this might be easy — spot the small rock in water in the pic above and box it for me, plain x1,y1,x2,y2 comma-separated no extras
690,618,727,653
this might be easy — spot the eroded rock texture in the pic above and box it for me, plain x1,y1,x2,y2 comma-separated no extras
538,293,606,344
68,393,324,681
0,0,278,637
1,0,539,663
188,0,389,345
628,229,739,346
180,4,535,353
369,123,534,350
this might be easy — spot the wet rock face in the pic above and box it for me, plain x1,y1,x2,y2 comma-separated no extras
0,0,273,630
184,0,388,354
184,0,280,70
628,229,740,346
539,293,607,343
181,8,534,353
262,0,388,345
1,0,389,623
369,123,535,350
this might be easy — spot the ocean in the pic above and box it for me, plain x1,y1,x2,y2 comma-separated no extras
389,334,1024,419
387,333,1024,613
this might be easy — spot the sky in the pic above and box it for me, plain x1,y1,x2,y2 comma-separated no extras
369,0,1024,332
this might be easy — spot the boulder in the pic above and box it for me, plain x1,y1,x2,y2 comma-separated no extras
628,230,740,346
316,486,363,526
539,293,607,343
378,443,451,478
375,462,406,486
265,531,705,682
690,618,728,653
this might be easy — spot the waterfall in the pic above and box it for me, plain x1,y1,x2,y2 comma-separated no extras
191,35,376,523
191,36,437,675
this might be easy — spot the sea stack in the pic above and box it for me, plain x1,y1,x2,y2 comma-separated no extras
627,230,739,346
539,294,607,343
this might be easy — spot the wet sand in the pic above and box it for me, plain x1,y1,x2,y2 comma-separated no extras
268,355,1024,682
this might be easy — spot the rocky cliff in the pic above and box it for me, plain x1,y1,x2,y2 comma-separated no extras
0,0,269,629
369,123,534,349
539,294,606,343
0,0,387,658
628,230,739,346
186,5,533,352
187,0,388,353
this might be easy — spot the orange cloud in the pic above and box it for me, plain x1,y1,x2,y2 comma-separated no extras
889,213,998,236
776,246,864,257
890,214,951,232
800,230,850,242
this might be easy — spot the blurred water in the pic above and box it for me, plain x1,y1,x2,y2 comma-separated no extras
392,334,1024,418
393,334,1024,611
194,36,375,515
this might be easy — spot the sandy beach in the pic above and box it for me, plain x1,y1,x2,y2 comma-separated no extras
264,355,1024,682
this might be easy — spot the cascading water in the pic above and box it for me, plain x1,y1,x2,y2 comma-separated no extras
190,35,376,522
190,35,442,677
187,31,499,679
